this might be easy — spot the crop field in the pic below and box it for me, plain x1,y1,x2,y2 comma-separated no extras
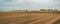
0,12,60,24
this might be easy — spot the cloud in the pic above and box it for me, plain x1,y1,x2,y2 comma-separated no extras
0,0,60,10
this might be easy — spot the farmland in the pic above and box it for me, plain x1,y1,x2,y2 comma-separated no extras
0,12,60,24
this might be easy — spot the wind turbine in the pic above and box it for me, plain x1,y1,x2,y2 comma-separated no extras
22,0,27,10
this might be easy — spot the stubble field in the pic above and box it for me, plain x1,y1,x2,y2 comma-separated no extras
0,12,60,24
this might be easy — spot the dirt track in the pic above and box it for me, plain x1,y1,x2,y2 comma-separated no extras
0,12,60,24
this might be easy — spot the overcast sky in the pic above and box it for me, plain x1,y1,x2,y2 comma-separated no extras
0,0,60,10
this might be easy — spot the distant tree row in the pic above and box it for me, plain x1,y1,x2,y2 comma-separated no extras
12,9,60,12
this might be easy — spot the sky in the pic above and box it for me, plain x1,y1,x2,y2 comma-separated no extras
0,0,60,10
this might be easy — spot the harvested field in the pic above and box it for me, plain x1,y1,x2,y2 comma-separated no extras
0,12,60,24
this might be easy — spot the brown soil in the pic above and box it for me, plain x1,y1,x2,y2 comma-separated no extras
0,12,60,24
